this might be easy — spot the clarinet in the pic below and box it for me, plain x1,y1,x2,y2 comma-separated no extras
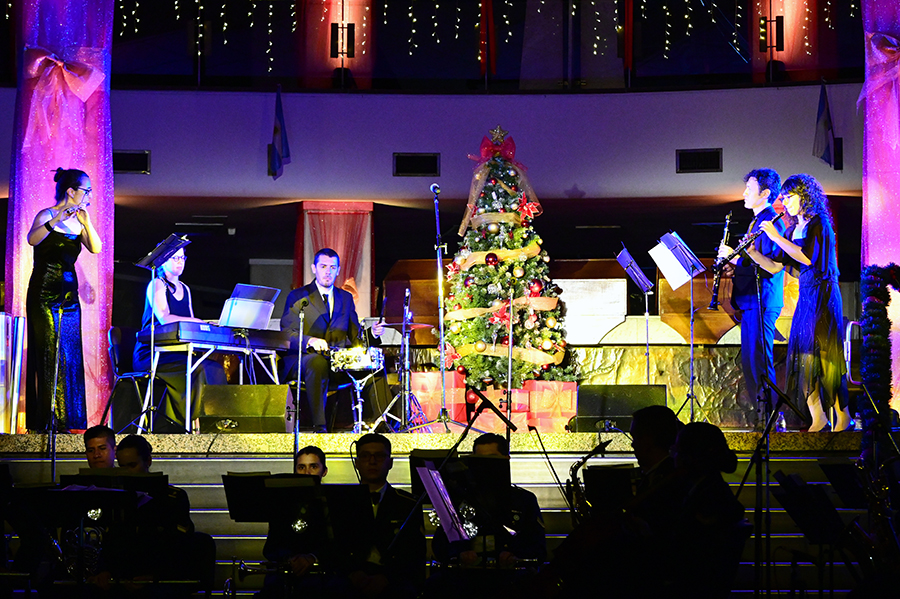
713,212,786,273
707,211,732,310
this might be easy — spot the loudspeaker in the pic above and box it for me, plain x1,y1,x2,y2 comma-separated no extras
569,385,667,432
198,385,292,433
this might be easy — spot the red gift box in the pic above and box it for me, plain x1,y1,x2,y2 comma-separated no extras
523,380,577,418
472,411,530,434
410,371,466,421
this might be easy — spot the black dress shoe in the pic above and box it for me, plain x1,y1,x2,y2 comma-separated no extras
314,425,328,434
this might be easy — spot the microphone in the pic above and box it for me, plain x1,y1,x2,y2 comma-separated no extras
430,183,441,194
296,297,310,309
469,388,518,431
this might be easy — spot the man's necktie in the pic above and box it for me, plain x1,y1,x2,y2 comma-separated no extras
322,293,330,321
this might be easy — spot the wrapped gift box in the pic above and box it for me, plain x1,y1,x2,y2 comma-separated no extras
523,380,577,419
472,411,530,434
410,371,466,420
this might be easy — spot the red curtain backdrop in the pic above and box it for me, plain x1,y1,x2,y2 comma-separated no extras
6,0,115,431
861,0,900,409
294,202,374,315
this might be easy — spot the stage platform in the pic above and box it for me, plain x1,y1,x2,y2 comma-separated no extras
0,429,863,457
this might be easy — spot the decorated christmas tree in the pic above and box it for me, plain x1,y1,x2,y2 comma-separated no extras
444,126,577,390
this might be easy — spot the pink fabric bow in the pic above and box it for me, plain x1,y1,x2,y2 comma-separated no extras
23,46,107,157
858,32,900,150
467,135,525,170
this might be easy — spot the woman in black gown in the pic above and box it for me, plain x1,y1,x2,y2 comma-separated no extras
25,168,102,432
747,174,849,431
133,248,226,432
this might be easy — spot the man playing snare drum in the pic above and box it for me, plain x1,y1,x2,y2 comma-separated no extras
281,248,387,433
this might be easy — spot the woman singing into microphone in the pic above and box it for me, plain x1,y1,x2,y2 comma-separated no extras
25,168,102,432
745,174,849,432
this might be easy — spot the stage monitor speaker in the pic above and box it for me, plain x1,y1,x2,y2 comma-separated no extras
569,384,667,432
198,385,292,433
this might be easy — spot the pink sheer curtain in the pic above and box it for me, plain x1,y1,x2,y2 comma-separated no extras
297,202,373,313
6,0,115,430
861,1,900,409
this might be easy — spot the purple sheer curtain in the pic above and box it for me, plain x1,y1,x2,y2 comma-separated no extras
861,1,900,408
6,0,115,430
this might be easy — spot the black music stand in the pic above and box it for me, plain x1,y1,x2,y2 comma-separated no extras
617,244,655,385
649,231,706,422
16,485,139,586
134,234,191,433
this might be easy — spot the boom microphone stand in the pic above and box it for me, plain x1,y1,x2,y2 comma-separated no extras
408,183,467,433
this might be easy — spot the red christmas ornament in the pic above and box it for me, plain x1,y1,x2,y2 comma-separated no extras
559,339,568,348
454,304,462,311
466,390,479,404
529,279,543,296
499,336,509,346
485,253,499,266
464,276,475,287
457,365,467,375
488,178,497,185
542,363,551,371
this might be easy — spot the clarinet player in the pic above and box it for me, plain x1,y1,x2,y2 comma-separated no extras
717,169,786,427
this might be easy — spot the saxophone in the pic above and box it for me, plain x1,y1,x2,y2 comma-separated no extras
565,440,611,526
707,211,731,310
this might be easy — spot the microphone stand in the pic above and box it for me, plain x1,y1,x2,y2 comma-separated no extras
735,376,805,598
388,398,493,554
408,184,468,433
292,305,306,457
48,299,66,483
505,285,515,444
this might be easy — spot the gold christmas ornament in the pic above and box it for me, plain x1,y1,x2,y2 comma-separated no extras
546,316,558,328
475,340,488,352
449,322,461,334
513,266,525,278
540,338,553,351
487,222,500,234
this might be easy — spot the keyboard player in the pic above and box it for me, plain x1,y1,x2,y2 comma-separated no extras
133,247,226,432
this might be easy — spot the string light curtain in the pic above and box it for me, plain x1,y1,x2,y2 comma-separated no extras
6,0,116,430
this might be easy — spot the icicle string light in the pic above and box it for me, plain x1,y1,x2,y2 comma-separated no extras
663,3,671,59
433,2,440,44
267,2,273,72
685,0,692,37
221,1,228,44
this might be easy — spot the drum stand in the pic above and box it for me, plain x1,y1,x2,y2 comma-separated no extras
345,370,378,434
370,291,428,432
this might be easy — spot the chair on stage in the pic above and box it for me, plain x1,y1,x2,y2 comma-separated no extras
102,326,159,433
288,377,355,432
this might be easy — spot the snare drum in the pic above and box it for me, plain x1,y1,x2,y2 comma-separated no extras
331,347,384,372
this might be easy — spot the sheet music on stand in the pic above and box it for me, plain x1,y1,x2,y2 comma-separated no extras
616,245,653,294
135,234,191,271
649,231,705,290
416,464,470,543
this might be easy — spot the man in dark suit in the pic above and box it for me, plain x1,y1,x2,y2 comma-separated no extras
281,248,385,433
348,433,424,599
717,169,786,422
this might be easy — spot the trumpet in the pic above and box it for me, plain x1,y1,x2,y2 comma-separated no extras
712,212,785,273
708,211,732,310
